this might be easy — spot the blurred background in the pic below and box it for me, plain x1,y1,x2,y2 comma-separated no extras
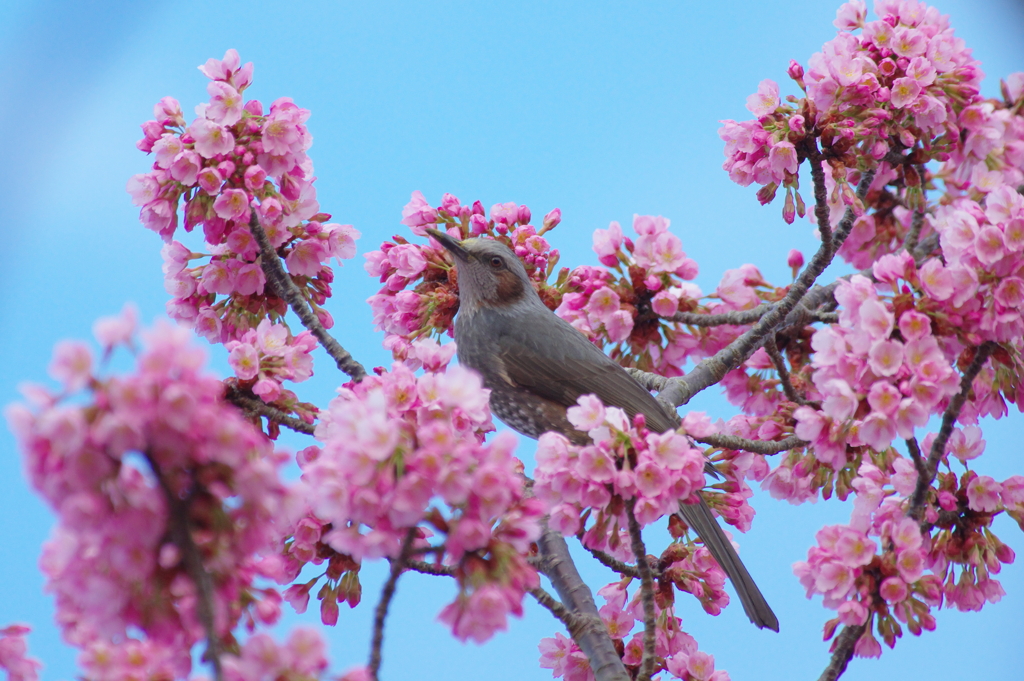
1,1,1022,679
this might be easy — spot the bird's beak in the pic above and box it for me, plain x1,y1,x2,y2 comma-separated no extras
425,228,471,262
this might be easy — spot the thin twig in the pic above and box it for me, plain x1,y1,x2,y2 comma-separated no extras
764,335,808,405
908,342,996,521
657,169,875,408
817,623,867,681
625,502,656,681
529,587,589,633
905,209,925,252
695,433,806,455
667,304,771,327
248,211,367,382
147,456,223,681
223,384,317,435
404,559,454,577
905,437,927,483
367,528,418,681
578,537,642,578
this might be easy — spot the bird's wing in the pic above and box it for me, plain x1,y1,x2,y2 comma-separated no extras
494,312,678,433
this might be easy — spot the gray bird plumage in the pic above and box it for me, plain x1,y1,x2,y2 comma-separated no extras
427,228,779,632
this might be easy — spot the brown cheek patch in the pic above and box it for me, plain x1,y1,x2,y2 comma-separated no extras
495,270,525,302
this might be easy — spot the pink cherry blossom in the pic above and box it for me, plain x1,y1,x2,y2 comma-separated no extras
746,79,780,117
967,475,1002,512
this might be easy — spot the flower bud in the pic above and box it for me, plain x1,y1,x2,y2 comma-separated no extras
543,208,562,231
787,60,805,88
517,204,532,225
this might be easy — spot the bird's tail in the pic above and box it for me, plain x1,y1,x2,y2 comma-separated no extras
677,498,779,632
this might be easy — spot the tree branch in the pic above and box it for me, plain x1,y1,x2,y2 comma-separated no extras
529,586,590,634
536,523,629,681
908,342,996,521
764,335,809,405
817,623,867,681
577,535,642,578
223,384,317,435
657,169,875,408
807,140,835,252
625,502,656,681
667,304,771,327
368,528,418,681
695,433,806,455
147,456,223,681
404,559,454,577
905,208,925,253
248,211,367,382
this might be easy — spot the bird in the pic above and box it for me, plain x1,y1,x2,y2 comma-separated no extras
425,228,779,632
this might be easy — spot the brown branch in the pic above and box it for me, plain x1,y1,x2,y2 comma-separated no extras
223,384,317,435
248,211,367,382
667,304,771,327
908,342,996,521
536,523,629,681
764,335,809,405
811,311,838,324
529,586,590,634
905,436,927,483
147,456,223,681
818,623,867,681
695,433,806,455
905,208,925,252
625,502,656,681
578,536,642,578
657,169,875,408
404,559,454,577
806,140,834,251
368,528,417,681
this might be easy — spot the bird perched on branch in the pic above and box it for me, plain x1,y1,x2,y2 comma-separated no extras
425,228,779,632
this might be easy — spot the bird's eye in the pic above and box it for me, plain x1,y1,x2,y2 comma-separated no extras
489,256,503,268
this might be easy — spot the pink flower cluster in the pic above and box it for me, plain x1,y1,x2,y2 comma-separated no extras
794,464,937,656
226,317,317,409
938,75,1024,193
0,625,41,681
929,469,1019,613
539,582,729,681
534,395,707,547
556,215,717,376
78,629,333,681
297,340,542,642
130,49,360,344
720,0,984,222
930,184,1024,343
221,629,329,681
78,638,189,681
795,454,1019,656
794,274,960,468
5,316,293,658
365,191,561,357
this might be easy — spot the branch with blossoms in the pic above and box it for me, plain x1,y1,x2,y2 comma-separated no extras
7,3,1024,681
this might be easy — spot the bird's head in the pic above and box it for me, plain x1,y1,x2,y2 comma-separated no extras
426,228,537,313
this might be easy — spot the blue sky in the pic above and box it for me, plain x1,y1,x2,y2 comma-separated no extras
1,1,1022,680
